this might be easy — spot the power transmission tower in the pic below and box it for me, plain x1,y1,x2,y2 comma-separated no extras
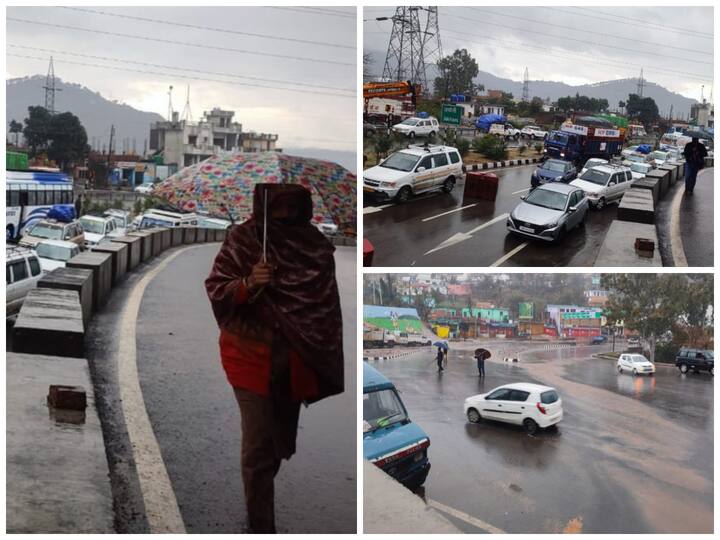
420,6,443,95
167,85,174,121
381,7,425,87
522,67,530,102
43,56,62,114
181,85,193,123
636,68,644,98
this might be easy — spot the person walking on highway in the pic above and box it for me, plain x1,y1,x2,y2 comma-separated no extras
682,137,708,194
475,348,491,377
205,183,344,533
436,347,445,372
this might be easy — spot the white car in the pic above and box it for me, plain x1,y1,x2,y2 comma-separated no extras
465,383,563,435
35,239,81,272
521,125,548,139
6,246,44,318
363,145,464,203
617,353,656,375
392,116,439,139
650,150,669,167
579,158,609,176
79,215,123,247
621,145,640,158
629,162,653,180
314,219,339,236
134,183,154,194
570,164,634,210
489,123,520,141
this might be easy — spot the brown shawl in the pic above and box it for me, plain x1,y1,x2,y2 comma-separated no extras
205,183,344,403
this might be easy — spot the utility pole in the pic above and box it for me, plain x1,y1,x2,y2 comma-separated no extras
106,125,115,169
167,85,174,121
522,67,530,103
636,68,644,98
43,56,62,114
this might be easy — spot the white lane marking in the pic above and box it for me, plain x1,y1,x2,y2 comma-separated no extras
427,498,506,534
421,203,477,222
363,204,394,215
118,246,204,533
490,241,529,267
511,187,531,195
424,213,509,256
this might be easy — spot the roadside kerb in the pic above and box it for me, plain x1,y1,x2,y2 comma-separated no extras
617,188,655,224
464,158,539,172
38,267,94,328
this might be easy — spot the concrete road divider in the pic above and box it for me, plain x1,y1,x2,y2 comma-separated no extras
677,162,685,179
645,169,669,198
659,164,678,184
90,243,129,285
149,229,163,257
196,228,207,243
111,235,142,271
631,177,661,204
67,251,113,310
704,156,713,168
127,231,153,262
12,289,85,358
155,227,172,251
618,188,655,224
171,227,183,246
183,227,197,244
38,267,94,327
595,220,661,267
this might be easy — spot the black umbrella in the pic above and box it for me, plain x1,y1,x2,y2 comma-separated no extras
475,348,491,358
685,130,712,140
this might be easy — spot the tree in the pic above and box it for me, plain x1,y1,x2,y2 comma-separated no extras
555,94,609,114
625,93,659,126
47,112,89,167
618,100,626,115
9,119,23,146
23,106,53,154
433,48,479,97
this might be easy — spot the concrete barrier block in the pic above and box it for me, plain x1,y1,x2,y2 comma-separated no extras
127,231,153,262
595,220,661,267
704,156,713,168
12,289,84,357
171,227,183,246
148,229,163,257
183,227,197,244
90,243,128,285
214,229,228,243
645,169,669,198
155,227,172,251
618,188,655,224
677,162,685,179
67,251,113,310
631,177,660,204
659,164,677,185
37,267,94,327
195,228,207,243
111,235,141,271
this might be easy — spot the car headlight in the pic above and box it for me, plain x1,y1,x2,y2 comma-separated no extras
379,181,395,188
560,153,565,157
546,221,559,229
542,148,547,153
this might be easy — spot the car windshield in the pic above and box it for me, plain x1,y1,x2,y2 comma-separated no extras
542,160,566,172
525,188,568,211
548,132,568,143
631,163,651,174
631,355,649,363
363,388,408,433
584,160,605,169
579,168,611,186
80,218,106,234
626,155,644,162
36,242,77,261
400,118,419,126
706,352,714,359
379,152,420,172
108,216,125,228
27,224,63,240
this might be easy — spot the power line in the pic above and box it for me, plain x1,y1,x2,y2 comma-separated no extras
58,7,354,50
466,7,711,56
7,53,355,100
7,18,355,67
268,7,356,19
442,11,711,66
7,44,355,95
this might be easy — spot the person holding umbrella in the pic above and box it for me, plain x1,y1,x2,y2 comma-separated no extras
205,183,344,533
435,346,445,372
682,135,708,194
475,348,491,377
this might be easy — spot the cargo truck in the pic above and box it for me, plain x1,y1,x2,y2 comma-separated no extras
544,116,626,167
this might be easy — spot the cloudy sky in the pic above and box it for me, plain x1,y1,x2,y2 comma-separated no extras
364,6,713,101
7,6,356,169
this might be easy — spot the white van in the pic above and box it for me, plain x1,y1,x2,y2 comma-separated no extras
392,116,440,138
139,209,198,229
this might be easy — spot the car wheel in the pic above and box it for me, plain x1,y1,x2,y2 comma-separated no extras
442,177,455,193
514,133,520,141
467,408,481,423
395,186,412,203
555,225,567,242
633,368,638,375
523,418,539,435
408,131,416,139
429,131,435,138
617,365,623,373
680,363,689,374
710,366,714,375
595,197,606,210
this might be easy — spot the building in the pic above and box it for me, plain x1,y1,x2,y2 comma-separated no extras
690,100,714,129
149,108,279,168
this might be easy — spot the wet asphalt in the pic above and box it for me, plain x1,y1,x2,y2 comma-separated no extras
363,164,618,267
678,168,714,267
365,341,713,533
86,244,356,533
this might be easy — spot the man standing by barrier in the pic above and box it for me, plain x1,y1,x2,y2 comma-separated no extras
682,136,708,194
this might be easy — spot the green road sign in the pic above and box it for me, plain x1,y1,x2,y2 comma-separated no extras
441,103,462,125
562,311,602,320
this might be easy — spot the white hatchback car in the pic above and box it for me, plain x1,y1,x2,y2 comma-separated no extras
392,116,439,139
464,382,563,435
617,353,656,375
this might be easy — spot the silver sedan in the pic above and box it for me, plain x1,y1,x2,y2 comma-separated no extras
507,183,589,242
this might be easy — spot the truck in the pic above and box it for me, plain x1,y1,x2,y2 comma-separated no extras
544,116,626,167
363,328,396,349
363,81,420,125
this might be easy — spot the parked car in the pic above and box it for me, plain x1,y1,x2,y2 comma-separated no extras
617,353,655,375
489,123,521,141
520,125,548,140
134,183,154,194
363,362,431,489
139,209,198,229
80,215,123,247
19,219,85,250
627,336,641,347
629,162,653,180
464,382,563,435
35,239,81,272
665,148,684,163
622,153,656,168
650,150,670,167
364,121,378,137
621,145,640,158
197,216,232,230
314,219,339,236
363,144,463,203
507,183,588,242
675,348,714,375
579,157,609,176
103,208,132,231
591,335,608,345
570,164,634,210
392,116,439,139
6,246,44,318
530,159,577,187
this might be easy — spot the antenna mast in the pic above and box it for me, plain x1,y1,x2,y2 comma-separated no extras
181,84,193,123
43,56,62,114
167,85,174,121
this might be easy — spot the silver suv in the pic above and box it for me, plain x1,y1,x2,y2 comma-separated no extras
569,164,634,210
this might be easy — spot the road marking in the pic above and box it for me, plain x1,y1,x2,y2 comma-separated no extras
363,204,394,215
117,246,205,533
424,214,509,255
511,187,531,195
421,203,477,222
490,241,529,267
427,498,506,534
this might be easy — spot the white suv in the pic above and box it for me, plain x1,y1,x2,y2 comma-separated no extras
521,125,548,139
617,353,655,375
392,116,439,139
464,382,563,435
6,246,44,318
570,164,634,210
363,145,464,203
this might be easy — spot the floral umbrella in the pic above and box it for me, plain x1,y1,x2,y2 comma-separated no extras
152,152,356,230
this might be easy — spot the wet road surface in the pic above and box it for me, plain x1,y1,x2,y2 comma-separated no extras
678,168,714,267
364,164,617,267
365,341,713,533
87,244,356,533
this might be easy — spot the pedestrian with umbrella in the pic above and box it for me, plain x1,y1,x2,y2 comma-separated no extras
682,133,709,194
433,341,448,372
475,348,491,377
205,183,344,533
